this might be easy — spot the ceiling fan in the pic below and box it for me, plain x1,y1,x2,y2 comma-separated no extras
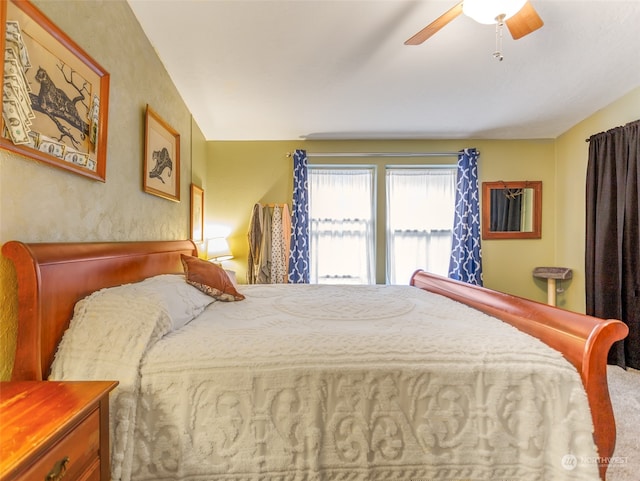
405,0,543,46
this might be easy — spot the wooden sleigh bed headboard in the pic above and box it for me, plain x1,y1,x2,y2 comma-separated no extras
2,239,628,480
2,240,197,381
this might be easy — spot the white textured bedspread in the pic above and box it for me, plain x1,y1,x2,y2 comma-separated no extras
52,283,601,481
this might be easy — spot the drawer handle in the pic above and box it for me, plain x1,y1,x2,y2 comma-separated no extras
45,456,69,481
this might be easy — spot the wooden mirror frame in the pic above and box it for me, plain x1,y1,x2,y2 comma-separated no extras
482,181,542,239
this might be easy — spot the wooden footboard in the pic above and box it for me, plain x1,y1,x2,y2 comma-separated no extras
410,270,628,481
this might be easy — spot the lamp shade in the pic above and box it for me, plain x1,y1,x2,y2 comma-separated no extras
207,237,233,262
462,0,527,24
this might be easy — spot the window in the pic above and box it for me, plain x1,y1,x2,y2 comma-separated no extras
309,167,375,284
386,167,456,284
308,164,456,285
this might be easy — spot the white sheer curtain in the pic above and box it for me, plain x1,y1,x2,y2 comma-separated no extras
309,168,375,284
386,168,456,284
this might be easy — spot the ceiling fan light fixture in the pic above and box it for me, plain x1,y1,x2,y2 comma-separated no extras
462,0,527,24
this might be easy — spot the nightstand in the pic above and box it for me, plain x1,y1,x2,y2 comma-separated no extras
0,381,118,481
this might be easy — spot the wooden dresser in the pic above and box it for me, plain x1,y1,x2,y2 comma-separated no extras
0,381,118,481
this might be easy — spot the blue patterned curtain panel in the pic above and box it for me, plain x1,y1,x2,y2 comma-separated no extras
448,148,483,285
288,149,310,283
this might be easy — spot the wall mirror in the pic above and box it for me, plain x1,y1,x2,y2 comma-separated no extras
482,181,542,239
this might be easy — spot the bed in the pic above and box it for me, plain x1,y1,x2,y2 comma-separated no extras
2,239,628,481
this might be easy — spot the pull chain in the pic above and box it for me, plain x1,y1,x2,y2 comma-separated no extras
494,14,505,61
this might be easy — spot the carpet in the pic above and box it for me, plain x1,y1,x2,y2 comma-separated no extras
606,366,640,481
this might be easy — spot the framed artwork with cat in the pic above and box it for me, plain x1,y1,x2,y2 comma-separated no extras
0,0,110,181
143,104,180,202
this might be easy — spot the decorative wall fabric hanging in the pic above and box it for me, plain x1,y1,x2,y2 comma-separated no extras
1,0,110,181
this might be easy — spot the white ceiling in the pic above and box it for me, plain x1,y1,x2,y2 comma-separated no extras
127,0,640,141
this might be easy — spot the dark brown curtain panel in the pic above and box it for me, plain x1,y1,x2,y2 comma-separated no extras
586,119,640,369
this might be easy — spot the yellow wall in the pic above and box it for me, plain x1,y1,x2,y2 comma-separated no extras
0,1,208,380
206,89,640,314
555,86,640,313
191,117,209,194
206,139,557,301
206,141,299,276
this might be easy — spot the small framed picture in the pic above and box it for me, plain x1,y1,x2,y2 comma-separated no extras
190,184,204,243
0,0,110,181
143,105,180,201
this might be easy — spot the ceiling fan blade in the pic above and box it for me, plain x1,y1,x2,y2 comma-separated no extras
404,1,464,45
506,1,544,40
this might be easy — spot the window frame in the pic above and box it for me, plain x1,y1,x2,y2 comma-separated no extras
307,157,458,284
385,165,458,283
308,164,377,284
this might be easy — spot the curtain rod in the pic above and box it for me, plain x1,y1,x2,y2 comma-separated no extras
286,151,459,158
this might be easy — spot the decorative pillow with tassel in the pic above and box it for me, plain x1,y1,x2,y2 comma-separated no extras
181,254,245,301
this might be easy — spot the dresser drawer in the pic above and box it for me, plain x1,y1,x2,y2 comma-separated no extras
19,409,100,481
75,458,101,481
1,381,117,481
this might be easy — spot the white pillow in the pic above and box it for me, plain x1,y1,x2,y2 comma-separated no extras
134,274,214,330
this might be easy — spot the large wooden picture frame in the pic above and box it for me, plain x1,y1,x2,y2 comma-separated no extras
143,105,180,202
0,0,110,181
190,183,204,243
